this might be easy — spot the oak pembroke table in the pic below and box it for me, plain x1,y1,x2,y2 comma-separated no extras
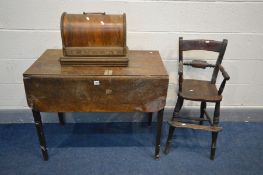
23,49,169,160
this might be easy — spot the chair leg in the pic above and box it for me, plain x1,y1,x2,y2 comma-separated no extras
164,126,175,154
210,132,218,160
148,112,153,126
172,96,184,119
32,110,48,161
163,96,184,155
210,102,220,160
200,101,206,125
58,112,65,125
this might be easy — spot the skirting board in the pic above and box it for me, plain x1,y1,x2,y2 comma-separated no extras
0,107,262,123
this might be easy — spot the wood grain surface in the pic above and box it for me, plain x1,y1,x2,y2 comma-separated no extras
23,50,169,112
179,79,222,102
61,13,127,57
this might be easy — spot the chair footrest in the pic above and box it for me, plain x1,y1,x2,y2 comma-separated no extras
168,120,222,132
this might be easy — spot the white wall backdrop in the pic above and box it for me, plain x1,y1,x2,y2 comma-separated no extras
0,0,263,109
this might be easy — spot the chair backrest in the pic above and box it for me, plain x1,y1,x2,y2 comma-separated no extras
179,37,228,84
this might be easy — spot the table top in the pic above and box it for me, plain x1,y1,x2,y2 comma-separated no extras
23,49,169,112
24,49,168,77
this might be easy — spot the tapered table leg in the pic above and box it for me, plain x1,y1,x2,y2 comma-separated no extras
155,109,164,160
58,112,65,125
148,112,153,126
32,110,48,161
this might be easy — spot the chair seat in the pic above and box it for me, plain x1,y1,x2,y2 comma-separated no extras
179,79,222,102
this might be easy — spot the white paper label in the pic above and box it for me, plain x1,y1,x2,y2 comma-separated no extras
94,81,100,85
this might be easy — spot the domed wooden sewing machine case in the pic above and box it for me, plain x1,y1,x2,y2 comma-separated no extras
60,12,128,66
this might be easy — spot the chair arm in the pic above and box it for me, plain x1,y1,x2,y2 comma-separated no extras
178,61,183,75
218,65,230,95
219,65,230,80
